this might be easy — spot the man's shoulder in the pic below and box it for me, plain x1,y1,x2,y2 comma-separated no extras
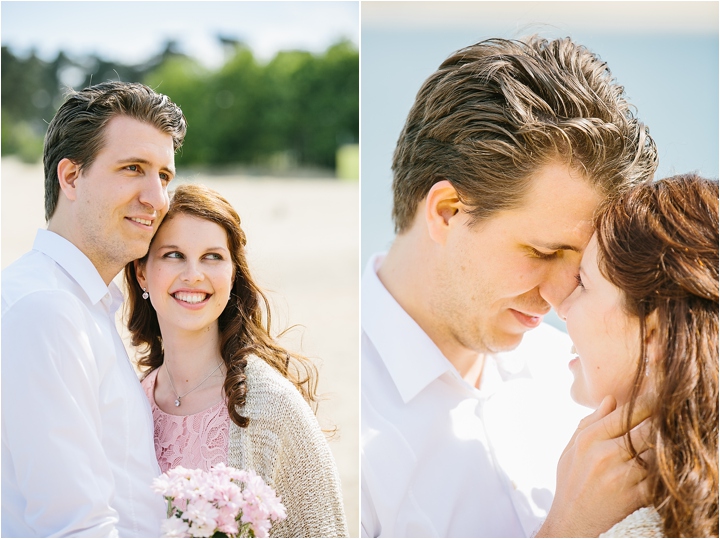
2,251,84,317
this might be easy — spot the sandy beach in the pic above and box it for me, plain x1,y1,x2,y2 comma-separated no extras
1,157,360,536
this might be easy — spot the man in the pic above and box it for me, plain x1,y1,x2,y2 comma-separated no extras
2,81,187,537
361,36,658,537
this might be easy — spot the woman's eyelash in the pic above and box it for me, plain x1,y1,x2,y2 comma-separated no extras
163,251,223,260
574,274,585,288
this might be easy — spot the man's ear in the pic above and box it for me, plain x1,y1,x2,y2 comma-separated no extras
425,180,465,245
134,259,148,290
57,158,81,202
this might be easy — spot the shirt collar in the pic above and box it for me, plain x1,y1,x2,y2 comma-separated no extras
33,229,120,308
362,253,457,404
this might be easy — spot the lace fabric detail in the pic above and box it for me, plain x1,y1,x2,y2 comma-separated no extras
142,369,229,473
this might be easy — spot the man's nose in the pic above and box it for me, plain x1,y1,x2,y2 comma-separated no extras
139,172,168,212
539,262,580,312
556,292,572,321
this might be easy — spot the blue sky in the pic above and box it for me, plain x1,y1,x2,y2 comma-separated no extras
1,1,359,67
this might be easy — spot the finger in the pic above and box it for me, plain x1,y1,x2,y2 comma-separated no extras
598,395,652,439
635,475,652,506
610,417,654,457
613,450,648,489
632,446,655,478
614,472,649,515
561,396,616,459
577,394,617,431
626,468,647,493
627,418,653,455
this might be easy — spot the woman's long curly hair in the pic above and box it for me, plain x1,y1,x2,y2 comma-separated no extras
595,173,718,538
124,183,319,427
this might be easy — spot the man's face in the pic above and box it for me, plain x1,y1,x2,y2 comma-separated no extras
70,115,175,281
430,161,602,358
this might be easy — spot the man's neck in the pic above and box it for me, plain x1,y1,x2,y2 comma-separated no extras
378,235,486,382
463,354,486,389
47,220,119,286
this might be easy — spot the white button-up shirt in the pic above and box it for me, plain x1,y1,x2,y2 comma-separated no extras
361,254,588,537
2,229,165,537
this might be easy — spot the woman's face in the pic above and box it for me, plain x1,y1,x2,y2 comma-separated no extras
136,213,234,337
558,234,642,408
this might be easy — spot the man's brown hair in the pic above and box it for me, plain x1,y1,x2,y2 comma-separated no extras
391,36,658,233
43,81,187,221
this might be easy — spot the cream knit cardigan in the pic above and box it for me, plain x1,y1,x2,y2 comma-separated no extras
600,507,664,538
227,355,349,538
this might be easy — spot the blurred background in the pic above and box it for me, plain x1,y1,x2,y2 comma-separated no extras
2,1,359,534
2,1,359,174
361,1,719,331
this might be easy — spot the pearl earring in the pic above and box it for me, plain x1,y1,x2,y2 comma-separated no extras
644,357,649,377
142,288,149,300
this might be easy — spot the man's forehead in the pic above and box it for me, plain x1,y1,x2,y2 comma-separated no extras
100,116,175,158
516,164,602,244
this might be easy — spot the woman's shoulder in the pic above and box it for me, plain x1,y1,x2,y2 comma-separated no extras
245,355,300,393
243,355,314,419
140,368,158,402
600,507,664,538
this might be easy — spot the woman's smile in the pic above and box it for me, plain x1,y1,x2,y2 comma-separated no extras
171,289,212,308
137,213,234,334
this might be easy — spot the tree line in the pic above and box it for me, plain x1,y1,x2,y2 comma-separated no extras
1,39,358,171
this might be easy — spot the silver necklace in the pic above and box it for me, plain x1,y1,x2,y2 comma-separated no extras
165,360,223,407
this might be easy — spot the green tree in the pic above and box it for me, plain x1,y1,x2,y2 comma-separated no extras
2,40,359,170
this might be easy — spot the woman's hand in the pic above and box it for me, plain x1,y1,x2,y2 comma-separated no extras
535,395,652,538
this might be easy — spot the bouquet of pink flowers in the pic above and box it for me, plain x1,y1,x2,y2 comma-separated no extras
151,463,287,538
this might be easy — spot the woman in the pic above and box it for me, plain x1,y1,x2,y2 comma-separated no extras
124,183,348,538
558,173,718,537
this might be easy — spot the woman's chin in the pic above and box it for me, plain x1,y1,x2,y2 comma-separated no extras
569,381,597,409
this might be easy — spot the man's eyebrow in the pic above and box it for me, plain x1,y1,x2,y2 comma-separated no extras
116,157,176,175
532,241,583,253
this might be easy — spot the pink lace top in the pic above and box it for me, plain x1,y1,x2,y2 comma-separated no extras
141,369,230,473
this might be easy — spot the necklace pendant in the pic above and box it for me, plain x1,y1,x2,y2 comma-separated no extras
175,398,181,407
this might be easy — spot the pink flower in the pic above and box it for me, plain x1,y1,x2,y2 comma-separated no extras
154,464,286,538
185,498,219,528
161,515,190,538
216,504,240,535
188,520,216,538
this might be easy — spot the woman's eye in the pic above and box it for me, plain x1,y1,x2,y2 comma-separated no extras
574,274,585,289
165,251,183,259
204,253,222,260
126,164,139,172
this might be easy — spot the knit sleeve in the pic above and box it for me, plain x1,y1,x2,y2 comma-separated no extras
270,384,349,538
599,507,664,538
228,357,349,538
